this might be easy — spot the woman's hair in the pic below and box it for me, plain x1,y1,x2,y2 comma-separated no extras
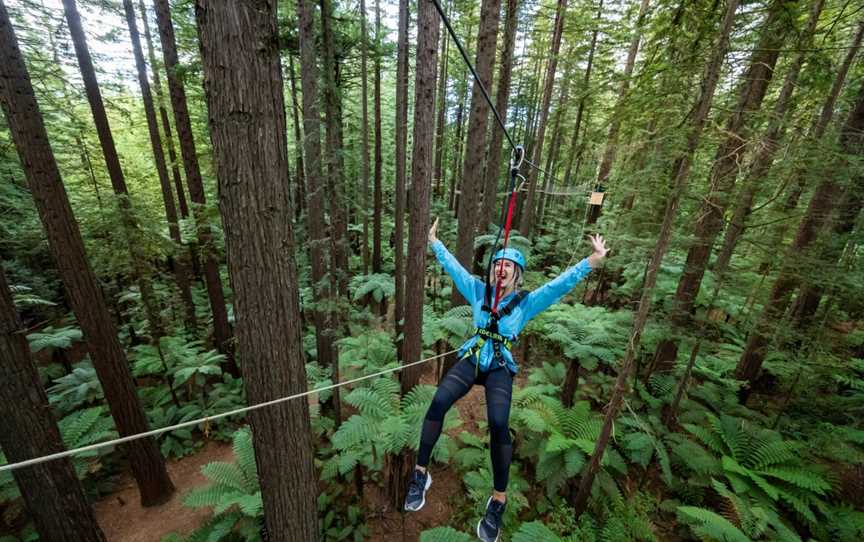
488,265,523,289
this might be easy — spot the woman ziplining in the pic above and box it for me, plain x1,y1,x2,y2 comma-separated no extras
404,216,609,542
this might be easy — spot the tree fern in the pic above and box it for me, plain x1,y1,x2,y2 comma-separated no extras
419,526,473,542
677,506,752,542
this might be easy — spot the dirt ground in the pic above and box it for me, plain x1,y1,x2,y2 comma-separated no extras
93,362,493,541
93,441,235,541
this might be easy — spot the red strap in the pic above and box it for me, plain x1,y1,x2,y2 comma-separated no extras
492,189,520,313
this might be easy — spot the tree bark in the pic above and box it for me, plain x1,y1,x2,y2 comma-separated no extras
402,0,439,392
480,0,519,227
452,0,501,299
572,0,740,516
360,0,371,275
139,0,189,220
0,4,174,506
594,0,650,189
153,0,237,375
0,264,106,541
713,0,825,275
520,0,568,237
372,0,385,275
394,0,409,358
761,20,864,265
195,2,319,538
288,54,306,222
296,0,339,421
671,0,792,326
736,79,864,394
63,0,166,345
319,0,350,299
123,0,197,333
433,9,450,199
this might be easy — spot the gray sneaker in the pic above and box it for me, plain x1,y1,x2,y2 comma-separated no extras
477,496,505,541
403,469,431,511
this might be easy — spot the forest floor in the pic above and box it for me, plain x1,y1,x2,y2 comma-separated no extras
92,361,495,541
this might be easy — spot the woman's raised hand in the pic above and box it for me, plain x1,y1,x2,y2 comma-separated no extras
587,234,609,268
428,217,439,244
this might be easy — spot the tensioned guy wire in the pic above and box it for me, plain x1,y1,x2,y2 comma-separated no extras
0,348,459,473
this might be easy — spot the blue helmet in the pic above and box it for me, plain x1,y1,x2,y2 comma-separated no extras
492,247,526,271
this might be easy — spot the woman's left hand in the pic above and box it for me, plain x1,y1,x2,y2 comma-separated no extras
587,234,608,268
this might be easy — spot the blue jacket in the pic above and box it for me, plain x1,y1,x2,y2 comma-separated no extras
431,240,593,373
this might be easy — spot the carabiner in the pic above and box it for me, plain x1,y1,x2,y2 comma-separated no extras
510,145,525,173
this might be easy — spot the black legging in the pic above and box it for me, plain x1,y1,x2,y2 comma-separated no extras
416,356,513,492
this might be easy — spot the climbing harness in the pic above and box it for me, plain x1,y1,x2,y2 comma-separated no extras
463,290,529,375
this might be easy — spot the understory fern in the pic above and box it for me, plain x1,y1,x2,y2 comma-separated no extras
180,427,263,542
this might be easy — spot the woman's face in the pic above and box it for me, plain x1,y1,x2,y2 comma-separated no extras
491,259,518,290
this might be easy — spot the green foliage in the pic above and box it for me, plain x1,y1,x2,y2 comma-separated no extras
46,360,103,414
326,378,460,480
180,427,262,541
423,304,473,348
350,273,395,303
420,526,473,542
318,487,368,541
27,324,82,352
672,413,831,528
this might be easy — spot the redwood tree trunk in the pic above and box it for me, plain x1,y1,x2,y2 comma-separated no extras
672,0,791,325
139,0,189,220
760,20,864,265
433,11,450,199
452,0,501,297
320,0,350,299
153,0,237,375
296,0,339,420
391,0,438,509
594,0,650,189
0,5,174,506
402,0,439,393
713,0,825,275
520,0,568,237
63,0,166,344
288,54,306,222
195,2,319,538
123,0,197,333
360,0,371,275
372,0,384,274
480,0,519,227
736,79,864,394
394,0,409,357
572,0,740,516
0,264,105,541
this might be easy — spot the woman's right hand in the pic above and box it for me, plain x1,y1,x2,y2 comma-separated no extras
428,217,439,244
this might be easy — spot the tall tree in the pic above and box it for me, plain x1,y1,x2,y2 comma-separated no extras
296,0,339,420
433,5,450,199
671,0,793,325
572,0,741,516
0,1,174,505
713,0,826,274
402,0,439,394
195,1,318,537
372,0,384,274
288,54,306,222
736,79,864,392
761,20,864,264
139,0,188,220
480,0,519,227
394,0,409,358
453,0,501,291
592,0,650,214
62,0,166,345
122,0,197,333
320,0,350,298
520,0,568,237
389,0,438,508
360,0,371,275
152,0,236,374
0,264,105,541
